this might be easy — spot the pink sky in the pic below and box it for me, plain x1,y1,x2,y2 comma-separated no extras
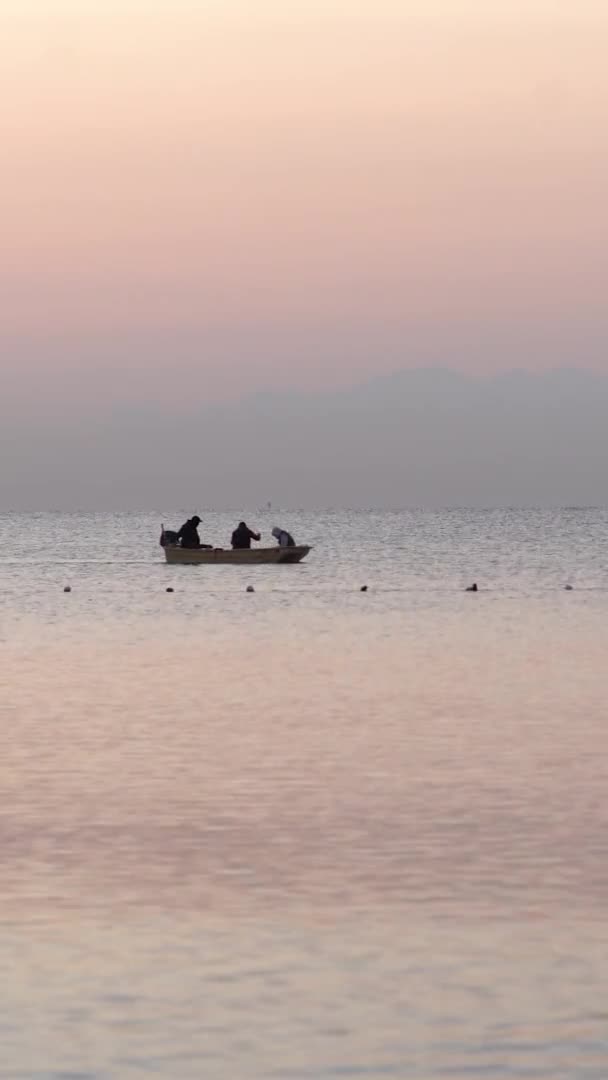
2,1,607,406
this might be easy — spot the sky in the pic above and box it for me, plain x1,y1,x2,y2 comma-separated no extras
1,2,608,507
2,0,607,416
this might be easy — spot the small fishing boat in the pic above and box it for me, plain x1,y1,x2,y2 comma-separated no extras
164,544,311,566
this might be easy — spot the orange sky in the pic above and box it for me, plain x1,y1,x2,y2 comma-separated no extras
1,1,607,401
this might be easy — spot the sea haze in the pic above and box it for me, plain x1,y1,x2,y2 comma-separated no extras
2,368,607,509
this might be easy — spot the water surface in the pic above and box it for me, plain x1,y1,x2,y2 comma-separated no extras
2,510,608,1077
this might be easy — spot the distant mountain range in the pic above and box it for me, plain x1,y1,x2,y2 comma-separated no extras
2,368,607,509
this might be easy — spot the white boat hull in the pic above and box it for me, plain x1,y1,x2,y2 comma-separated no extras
164,545,311,566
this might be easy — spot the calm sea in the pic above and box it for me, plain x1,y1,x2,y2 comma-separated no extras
2,509,608,1079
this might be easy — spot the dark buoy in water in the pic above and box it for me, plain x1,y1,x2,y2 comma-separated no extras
564,584,573,591
246,585,255,593
64,585,71,593
360,585,368,592
465,583,478,592
166,587,174,593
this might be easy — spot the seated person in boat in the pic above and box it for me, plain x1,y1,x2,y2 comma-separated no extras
231,521,261,549
177,515,202,548
272,526,295,548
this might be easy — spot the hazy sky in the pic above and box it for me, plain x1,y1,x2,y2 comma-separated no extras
2,0,607,415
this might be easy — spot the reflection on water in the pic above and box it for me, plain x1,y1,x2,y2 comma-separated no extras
1,510,608,1077
4,916,608,1078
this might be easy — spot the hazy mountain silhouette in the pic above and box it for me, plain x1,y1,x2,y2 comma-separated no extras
2,368,607,509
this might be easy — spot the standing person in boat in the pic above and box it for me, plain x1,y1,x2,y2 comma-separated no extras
231,521,261,549
177,515,202,549
272,526,295,548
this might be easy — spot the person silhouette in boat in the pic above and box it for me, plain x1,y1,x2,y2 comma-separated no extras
177,515,202,548
231,521,261,549
272,526,295,548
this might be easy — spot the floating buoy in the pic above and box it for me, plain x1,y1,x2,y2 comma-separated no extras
246,585,255,593
465,583,478,592
166,587,174,593
63,586,71,593
360,585,368,592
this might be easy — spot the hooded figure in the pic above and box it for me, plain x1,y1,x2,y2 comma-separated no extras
231,521,261,549
177,515,202,548
272,526,295,548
